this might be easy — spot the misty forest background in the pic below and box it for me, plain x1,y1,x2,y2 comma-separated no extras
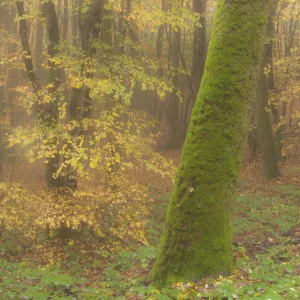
0,0,299,299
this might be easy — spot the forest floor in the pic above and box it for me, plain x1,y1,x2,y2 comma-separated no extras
0,151,299,299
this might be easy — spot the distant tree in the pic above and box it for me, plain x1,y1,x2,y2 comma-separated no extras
256,51,281,178
0,3,19,176
191,0,207,104
15,0,106,189
179,0,208,142
255,13,281,179
165,25,181,149
273,0,300,159
152,0,270,287
16,0,65,188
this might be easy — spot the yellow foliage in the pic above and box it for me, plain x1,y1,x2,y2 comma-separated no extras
0,179,150,250
0,183,40,233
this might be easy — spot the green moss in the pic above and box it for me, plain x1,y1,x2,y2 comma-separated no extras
152,0,269,288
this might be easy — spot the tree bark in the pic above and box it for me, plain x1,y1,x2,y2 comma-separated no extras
152,0,269,287
191,0,207,102
154,20,165,120
16,1,76,189
16,2,41,96
165,27,181,149
255,12,280,179
180,0,207,142
35,6,44,84
71,0,78,45
78,0,105,118
41,1,65,188
255,49,281,179
63,0,69,40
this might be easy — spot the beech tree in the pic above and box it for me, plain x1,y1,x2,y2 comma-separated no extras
152,0,270,287
15,0,106,189
255,14,281,179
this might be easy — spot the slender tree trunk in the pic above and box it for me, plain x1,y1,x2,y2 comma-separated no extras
138,0,165,120
256,48,281,179
154,21,165,120
2,3,17,166
62,0,69,40
78,0,105,118
165,28,181,149
191,0,207,103
16,1,75,189
255,11,280,178
248,100,258,161
41,1,66,189
16,2,39,93
70,0,105,120
35,8,44,84
71,0,78,45
16,1,41,111
180,0,207,141
271,105,284,159
152,0,269,287
269,7,284,160
68,0,105,180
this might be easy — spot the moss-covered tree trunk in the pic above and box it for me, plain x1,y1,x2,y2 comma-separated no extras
152,0,269,287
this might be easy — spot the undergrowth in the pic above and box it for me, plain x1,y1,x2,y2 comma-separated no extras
0,184,299,299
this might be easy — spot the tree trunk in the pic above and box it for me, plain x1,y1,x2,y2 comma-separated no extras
191,0,207,102
41,1,67,189
16,0,76,189
63,0,69,40
136,0,165,120
255,13,280,179
78,0,105,118
180,0,207,142
255,50,281,179
154,21,165,121
16,2,41,96
3,4,17,165
247,99,258,161
152,0,269,287
71,0,78,45
35,8,44,84
165,28,181,149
